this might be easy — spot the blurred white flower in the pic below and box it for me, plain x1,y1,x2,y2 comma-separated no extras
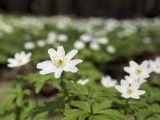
106,45,116,54
143,37,151,44
57,34,68,42
124,61,151,79
89,41,100,51
101,76,117,88
98,37,109,45
77,79,89,85
80,34,92,42
149,57,160,74
24,41,35,50
37,46,83,78
7,51,31,68
125,75,147,85
74,40,85,50
37,40,46,47
46,32,57,44
115,80,145,99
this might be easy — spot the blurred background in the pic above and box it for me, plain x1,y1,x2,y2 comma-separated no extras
0,0,160,18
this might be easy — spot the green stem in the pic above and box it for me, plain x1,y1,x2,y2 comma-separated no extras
60,77,70,101
124,99,129,115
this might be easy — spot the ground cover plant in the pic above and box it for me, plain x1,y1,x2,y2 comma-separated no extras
0,15,160,120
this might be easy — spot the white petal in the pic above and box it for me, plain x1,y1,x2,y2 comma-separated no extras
124,67,132,73
130,61,138,67
141,60,149,68
131,82,140,90
54,68,63,78
65,49,78,61
37,61,55,74
48,48,57,59
137,90,145,95
115,85,123,93
57,46,65,56
122,93,130,99
68,59,83,66
64,66,78,73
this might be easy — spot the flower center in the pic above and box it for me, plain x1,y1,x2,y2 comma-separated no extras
126,87,134,95
54,57,66,67
18,59,23,65
135,67,143,75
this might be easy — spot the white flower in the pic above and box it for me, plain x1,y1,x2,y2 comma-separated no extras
37,40,46,47
46,32,57,44
125,75,147,85
74,40,85,50
77,79,89,85
89,41,100,51
143,37,151,44
98,37,109,45
57,34,68,42
7,51,31,68
115,80,145,99
37,46,83,78
106,45,116,54
101,76,117,88
24,41,35,50
124,61,151,79
149,57,160,74
80,34,92,43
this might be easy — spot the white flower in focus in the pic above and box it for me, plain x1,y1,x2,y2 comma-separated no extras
98,37,109,45
77,79,89,85
124,61,151,79
149,57,160,74
37,40,46,47
125,75,147,85
80,34,92,42
89,41,100,51
106,45,116,54
115,80,145,99
7,51,31,68
101,76,117,88
57,34,68,42
74,40,85,50
24,41,35,50
37,46,83,78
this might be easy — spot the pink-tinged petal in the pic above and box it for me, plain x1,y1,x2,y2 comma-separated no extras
54,68,63,78
57,46,65,56
48,48,57,59
65,49,78,61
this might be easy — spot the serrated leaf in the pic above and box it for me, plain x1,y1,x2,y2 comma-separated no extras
70,101,91,113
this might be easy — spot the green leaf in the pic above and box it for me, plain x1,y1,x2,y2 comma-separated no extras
63,109,89,120
65,81,88,97
92,100,112,114
70,101,91,113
